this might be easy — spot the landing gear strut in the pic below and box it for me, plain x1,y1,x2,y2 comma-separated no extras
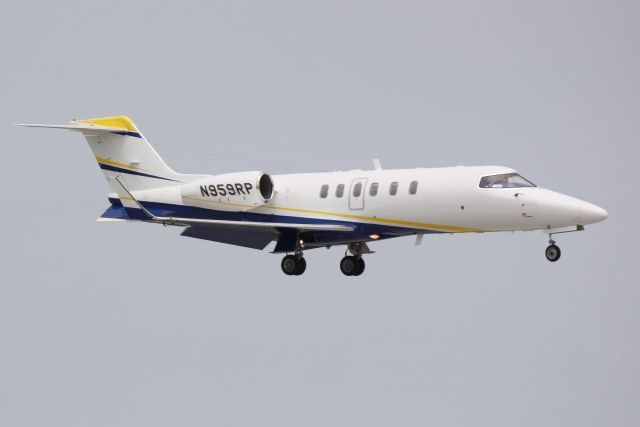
281,237,307,275
545,238,561,262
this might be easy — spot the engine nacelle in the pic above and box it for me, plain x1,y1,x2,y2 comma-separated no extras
180,171,274,211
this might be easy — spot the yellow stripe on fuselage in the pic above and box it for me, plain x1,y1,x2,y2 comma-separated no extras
95,157,148,172
78,115,137,132
183,196,484,233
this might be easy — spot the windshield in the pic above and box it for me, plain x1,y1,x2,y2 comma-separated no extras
479,173,536,188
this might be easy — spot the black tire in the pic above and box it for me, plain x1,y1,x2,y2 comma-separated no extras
352,257,365,276
340,256,358,276
294,257,307,275
281,255,298,275
545,244,561,262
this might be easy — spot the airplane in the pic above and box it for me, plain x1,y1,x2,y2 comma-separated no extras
18,116,608,276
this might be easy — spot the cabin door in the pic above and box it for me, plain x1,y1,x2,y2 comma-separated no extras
349,178,367,210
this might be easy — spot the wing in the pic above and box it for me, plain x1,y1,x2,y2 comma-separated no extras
152,217,353,232
111,177,354,250
177,220,352,250
180,226,279,250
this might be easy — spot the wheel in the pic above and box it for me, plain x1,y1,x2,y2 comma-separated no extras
294,257,306,275
352,257,365,276
281,255,298,275
340,256,358,276
545,244,561,262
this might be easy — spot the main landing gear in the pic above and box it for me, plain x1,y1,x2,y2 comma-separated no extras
281,238,306,276
280,236,307,276
340,255,365,276
281,254,306,275
339,242,371,277
280,241,373,276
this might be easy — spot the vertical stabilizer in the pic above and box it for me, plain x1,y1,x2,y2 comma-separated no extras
18,116,209,194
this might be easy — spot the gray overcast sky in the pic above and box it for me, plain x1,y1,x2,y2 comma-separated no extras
1,1,639,426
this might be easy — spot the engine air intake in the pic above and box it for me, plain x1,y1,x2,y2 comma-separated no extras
259,173,274,200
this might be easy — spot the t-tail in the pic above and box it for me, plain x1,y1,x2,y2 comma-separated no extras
17,115,208,196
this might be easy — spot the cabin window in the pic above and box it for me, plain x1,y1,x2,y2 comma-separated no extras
389,181,398,195
479,173,536,188
409,180,418,194
335,184,345,198
319,184,329,198
353,182,363,197
369,182,379,196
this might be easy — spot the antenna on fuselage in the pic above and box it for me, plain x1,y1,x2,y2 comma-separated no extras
372,159,383,170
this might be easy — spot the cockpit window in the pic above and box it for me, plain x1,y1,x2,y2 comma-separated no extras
479,173,536,188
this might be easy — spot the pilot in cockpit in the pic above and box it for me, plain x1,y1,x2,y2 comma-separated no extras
480,173,536,189
494,176,509,188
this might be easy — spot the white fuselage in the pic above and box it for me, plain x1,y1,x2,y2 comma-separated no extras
136,165,607,237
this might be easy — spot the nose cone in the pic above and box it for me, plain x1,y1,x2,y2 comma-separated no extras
536,189,608,227
578,202,608,224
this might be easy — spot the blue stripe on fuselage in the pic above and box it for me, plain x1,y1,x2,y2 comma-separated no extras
115,200,444,244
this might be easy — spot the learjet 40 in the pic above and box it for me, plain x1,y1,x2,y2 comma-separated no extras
19,116,608,276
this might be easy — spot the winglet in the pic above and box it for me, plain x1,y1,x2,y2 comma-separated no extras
372,159,382,170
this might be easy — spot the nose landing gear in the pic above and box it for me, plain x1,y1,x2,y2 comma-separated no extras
545,239,561,262
543,226,584,263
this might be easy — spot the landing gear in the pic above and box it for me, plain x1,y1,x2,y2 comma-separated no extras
545,235,561,262
542,226,584,263
281,255,306,275
545,242,561,262
339,242,370,276
281,237,307,276
279,241,373,276
340,256,365,276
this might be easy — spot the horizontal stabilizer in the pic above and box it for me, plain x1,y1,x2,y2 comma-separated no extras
16,122,132,133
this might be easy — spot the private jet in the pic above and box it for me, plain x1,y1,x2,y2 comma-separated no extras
19,116,608,276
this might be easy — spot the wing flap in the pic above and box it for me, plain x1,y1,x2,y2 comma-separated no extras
181,226,276,250
156,217,354,232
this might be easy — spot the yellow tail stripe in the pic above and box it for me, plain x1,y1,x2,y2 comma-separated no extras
95,157,148,172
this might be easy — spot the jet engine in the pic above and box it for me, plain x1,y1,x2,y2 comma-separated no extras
180,171,274,211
